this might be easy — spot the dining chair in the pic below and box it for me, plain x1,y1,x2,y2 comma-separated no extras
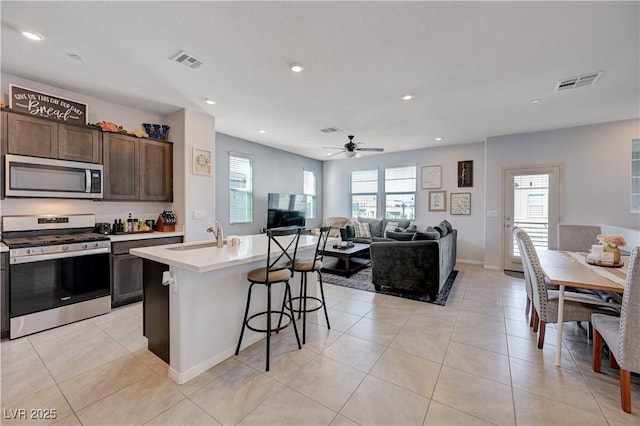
514,228,616,349
511,226,535,326
235,226,303,371
591,246,639,413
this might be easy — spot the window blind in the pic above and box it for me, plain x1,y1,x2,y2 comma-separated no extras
229,154,253,223
304,169,316,219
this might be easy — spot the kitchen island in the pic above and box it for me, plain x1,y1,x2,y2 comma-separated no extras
130,233,329,384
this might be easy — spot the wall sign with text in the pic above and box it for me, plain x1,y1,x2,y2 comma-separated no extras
9,85,87,125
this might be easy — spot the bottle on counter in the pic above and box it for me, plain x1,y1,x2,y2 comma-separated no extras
112,220,118,234
127,213,133,233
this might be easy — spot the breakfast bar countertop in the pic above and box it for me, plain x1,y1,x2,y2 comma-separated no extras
130,233,334,273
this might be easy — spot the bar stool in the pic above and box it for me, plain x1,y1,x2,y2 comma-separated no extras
235,226,302,371
285,226,332,344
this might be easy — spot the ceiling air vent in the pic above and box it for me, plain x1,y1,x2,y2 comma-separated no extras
554,71,603,92
320,127,344,134
170,50,207,70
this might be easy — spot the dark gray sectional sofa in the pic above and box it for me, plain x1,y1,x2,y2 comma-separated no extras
338,218,457,299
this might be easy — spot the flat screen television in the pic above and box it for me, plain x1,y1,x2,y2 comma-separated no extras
267,193,307,229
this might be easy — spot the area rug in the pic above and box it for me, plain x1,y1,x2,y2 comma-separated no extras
322,268,458,306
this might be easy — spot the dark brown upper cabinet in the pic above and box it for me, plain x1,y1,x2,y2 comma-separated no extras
3,111,101,163
103,132,173,202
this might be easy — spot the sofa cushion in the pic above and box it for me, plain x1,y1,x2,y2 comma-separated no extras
405,224,418,232
386,230,416,241
433,224,448,237
343,225,356,240
395,219,411,229
413,230,441,240
440,220,453,233
353,221,372,238
357,217,384,237
384,221,399,237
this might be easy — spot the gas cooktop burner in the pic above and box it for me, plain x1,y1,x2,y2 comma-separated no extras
2,233,109,249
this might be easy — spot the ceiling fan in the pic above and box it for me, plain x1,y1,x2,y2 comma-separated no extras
323,135,385,158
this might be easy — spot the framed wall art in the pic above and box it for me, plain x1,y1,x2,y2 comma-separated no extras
457,160,473,187
450,192,471,215
193,148,212,175
428,190,447,211
421,165,442,189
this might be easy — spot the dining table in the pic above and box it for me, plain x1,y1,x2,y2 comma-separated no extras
537,250,628,367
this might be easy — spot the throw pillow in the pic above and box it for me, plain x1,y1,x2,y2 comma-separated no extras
384,221,399,237
440,219,453,232
386,230,415,241
413,230,441,240
405,224,418,232
352,221,372,238
344,225,356,239
433,224,448,237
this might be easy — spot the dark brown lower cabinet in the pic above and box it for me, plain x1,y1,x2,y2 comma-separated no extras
1,252,8,338
111,236,182,307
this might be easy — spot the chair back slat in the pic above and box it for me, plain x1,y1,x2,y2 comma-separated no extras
619,246,640,371
266,226,302,281
315,226,331,262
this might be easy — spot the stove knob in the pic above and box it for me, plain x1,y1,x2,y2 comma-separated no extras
82,243,89,249
93,242,100,248
41,247,48,253
62,245,69,251
26,248,33,255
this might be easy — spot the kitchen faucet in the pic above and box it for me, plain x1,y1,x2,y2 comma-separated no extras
206,220,224,247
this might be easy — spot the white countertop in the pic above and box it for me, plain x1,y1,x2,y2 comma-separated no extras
131,234,336,273
0,242,7,253
108,231,184,243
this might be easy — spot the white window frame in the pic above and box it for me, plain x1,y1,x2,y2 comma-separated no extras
383,166,417,220
303,168,317,219
632,138,640,213
350,169,378,218
229,152,253,224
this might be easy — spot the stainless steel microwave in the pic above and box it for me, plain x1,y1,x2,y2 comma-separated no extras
5,154,103,199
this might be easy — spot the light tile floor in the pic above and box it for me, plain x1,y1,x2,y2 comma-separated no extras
2,263,639,425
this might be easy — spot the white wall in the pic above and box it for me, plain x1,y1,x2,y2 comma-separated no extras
323,143,486,263
0,73,172,225
484,118,640,269
183,110,215,242
215,133,324,235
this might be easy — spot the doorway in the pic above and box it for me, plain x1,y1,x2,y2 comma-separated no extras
503,166,561,271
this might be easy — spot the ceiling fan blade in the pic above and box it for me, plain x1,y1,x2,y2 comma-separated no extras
326,150,346,157
357,147,385,152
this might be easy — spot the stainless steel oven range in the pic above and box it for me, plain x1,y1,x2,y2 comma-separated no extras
2,214,111,339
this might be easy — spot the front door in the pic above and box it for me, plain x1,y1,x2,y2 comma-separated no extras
503,166,561,271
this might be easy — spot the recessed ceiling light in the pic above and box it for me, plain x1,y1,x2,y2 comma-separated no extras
290,64,304,73
258,129,266,134
205,99,216,105
21,31,44,41
530,99,541,104
402,94,413,101
435,137,444,141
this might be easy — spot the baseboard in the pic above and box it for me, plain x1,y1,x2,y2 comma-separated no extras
456,259,483,265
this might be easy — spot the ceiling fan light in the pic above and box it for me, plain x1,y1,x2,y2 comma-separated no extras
345,151,357,158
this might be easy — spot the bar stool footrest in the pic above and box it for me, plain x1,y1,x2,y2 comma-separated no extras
289,295,324,314
245,310,295,334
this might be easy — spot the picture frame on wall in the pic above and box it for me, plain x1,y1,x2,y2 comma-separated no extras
421,165,442,189
450,192,471,215
428,190,447,211
457,160,473,187
192,148,212,175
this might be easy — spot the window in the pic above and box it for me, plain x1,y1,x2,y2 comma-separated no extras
632,139,640,213
384,166,416,219
303,169,317,219
229,154,253,224
350,169,378,218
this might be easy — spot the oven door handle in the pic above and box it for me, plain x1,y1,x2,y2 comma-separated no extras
10,247,110,264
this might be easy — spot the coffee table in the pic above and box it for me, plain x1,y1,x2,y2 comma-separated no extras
320,243,371,277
